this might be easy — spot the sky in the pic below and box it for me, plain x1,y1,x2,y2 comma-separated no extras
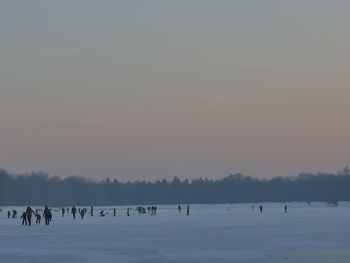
0,1,349,181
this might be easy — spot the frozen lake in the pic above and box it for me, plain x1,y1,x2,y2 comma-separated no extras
1,202,350,263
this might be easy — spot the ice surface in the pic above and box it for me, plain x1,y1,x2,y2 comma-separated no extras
1,202,350,263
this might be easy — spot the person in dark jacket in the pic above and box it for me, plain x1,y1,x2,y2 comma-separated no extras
7,211,10,218
43,206,50,225
20,212,27,226
26,206,35,226
72,206,77,220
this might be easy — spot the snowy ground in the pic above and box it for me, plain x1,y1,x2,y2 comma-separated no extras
1,202,350,263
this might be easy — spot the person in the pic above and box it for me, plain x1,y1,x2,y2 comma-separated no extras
90,205,93,216
35,213,41,225
127,208,130,216
72,206,77,220
178,205,181,213
100,210,105,217
26,206,35,226
48,209,52,222
186,204,190,216
20,212,27,226
80,209,85,219
154,206,157,215
12,209,17,218
43,206,50,225
260,205,263,213
252,204,254,210
62,208,65,217
284,204,287,213
113,208,116,217
7,211,10,218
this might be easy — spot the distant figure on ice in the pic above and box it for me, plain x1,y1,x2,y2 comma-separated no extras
127,208,130,216
62,208,65,217
80,209,85,219
26,206,35,226
43,206,50,225
150,206,157,215
113,208,116,217
7,211,10,218
12,210,17,218
186,204,190,216
252,204,254,210
48,209,52,222
147,206,150,213
178,205,181,213
259,205,263,213
35,213,41,225
20,212,27,226
284,204,287,213
91,206,93,216
72,206,77,220
100,210,105,217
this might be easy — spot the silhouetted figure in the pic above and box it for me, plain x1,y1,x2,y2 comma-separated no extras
26,206,35,226
72,206,77,220
252,204,254,210
48,209,52,222
178,205,181,213
260,205,263,213
100,210,105,217
91,206,93,216
186,204,190,216
43,206,50,225
20,212,27,226
147,206,150,213
113,208,116,217
7,211,10,218
35,213,41,225
284,204,287,213
12,210,17,218
62,208,65,217
80,209,85,219
127,208,130,216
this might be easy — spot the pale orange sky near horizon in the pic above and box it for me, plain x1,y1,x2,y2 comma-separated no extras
0,1,349,181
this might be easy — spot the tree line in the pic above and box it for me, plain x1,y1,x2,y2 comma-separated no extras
0,168,349,206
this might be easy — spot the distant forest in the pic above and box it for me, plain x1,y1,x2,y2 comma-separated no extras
1,168,350,206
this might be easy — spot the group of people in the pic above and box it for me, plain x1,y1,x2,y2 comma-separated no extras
178,205,190,215
8,204,193,226
251,204,288,213
18,206,52,226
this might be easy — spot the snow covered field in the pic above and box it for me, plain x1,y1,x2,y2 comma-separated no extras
1,202,350,263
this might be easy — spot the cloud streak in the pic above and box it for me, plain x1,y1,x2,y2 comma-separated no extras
0,42,139,57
